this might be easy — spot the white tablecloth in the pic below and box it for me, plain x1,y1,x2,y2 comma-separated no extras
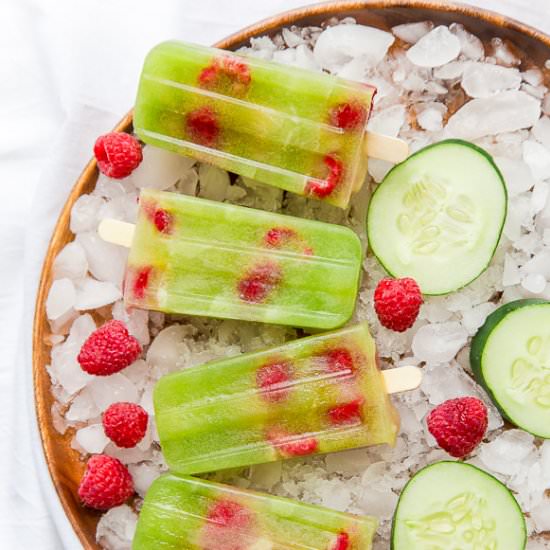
2,1,549,548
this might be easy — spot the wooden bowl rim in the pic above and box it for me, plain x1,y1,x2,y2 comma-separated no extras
32,1,550,548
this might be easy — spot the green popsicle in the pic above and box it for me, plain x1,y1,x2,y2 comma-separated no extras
134,41,375,208
154,322,399,475
124,189,362,329
133,473,378,549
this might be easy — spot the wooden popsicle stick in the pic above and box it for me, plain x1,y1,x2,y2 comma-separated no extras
98,218,135,247
366,132,409,164
382,366,422,394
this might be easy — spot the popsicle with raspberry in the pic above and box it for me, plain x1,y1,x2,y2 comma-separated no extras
132,41,408,209
153,322,420,475
133,473,378,549
99,188,362,330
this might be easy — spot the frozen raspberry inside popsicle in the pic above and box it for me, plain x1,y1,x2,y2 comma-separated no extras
328,399,364,425
238,261,282,303
332,532,351,550
266,427,319,457
307,154,344,198
201,499,254,550
132,266,153,300
325,348,355,375
199,56,251,96
186,106,220,146
256,361,292,402
330,101,368,130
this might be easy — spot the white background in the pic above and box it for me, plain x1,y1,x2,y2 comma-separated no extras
1,1,549,548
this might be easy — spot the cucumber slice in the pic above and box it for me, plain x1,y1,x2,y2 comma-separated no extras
367,140,507,295
471,299,550,438
391,461,526,550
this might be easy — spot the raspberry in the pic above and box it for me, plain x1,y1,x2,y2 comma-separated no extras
199,56,251,96
153,209,172,233
427,397,488,458
256,361,291,402
373,277,423,332
328,399,363,425
264,227,296,247
78,454,134,510
307,154,343,198
131,266,153,300
332,532,351,550
102,402,148,448
330,102,367,130
238,262,282,303
186,106,220,146
207,500,252,529
325,348,355,374
94,132,142,179
267,428,318,457
77,320,142,376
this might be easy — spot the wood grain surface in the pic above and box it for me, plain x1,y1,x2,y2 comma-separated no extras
32,2,550,548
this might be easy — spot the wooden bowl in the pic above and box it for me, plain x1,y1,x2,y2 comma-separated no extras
33,1,550,548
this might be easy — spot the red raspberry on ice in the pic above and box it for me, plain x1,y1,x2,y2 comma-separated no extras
427,397,488,458
256,361,292,403
78,454,134,510
102,402,148,448
330,102,367,130
94,132,142,179
77,320,142,376
373,277,423,332
238,262,282,303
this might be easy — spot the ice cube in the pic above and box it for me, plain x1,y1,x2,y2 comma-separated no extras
282,28,304,48
65,387,101,423
368,104,406,137
197,164,231,201
70,194,104,234
53,241,88,280
313,24,394,71
325,448,372,475
531,499,550,533
96,505,137,550
272,48,297,66
88,373,138,410
522,251,550,278
75,424,109,454
248,461,282,490
533,116,550,149
406,26,461,68
74,277,121,310
359,486,398,519
412,322,468,364
417,106,444,131
493,157,535,197
461,62,521,98
76,231,127,287
146,324,196,374
523,140,550,180
449,23,484,60
128,463,161,498
446,91,541,139
46,278,76,321
461,302,496,334
434,61,464,80
392,21,433,44
130,145,195,190
503,253,521,286
521,273,547,294
293,44,319,71
479,430,535,476
112,301,150,346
